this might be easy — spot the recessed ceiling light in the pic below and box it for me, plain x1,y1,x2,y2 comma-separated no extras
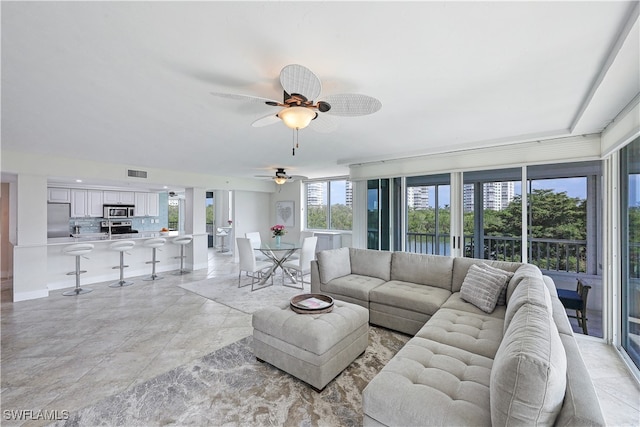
75,179,82,183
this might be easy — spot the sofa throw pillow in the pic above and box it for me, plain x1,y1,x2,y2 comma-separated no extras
477,263,514,306
460,264,510,313
317,247,351,283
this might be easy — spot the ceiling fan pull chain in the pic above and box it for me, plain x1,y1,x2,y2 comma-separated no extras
292,129,295,156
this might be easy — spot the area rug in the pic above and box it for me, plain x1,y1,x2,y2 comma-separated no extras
54,326,410,426
179,274,308,314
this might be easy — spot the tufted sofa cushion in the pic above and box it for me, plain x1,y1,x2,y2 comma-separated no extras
369,280,451,316
363,337,494,426
415,308,505,359
320,274,386,303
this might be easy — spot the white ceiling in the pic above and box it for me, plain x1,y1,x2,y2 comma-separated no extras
2,1,639,183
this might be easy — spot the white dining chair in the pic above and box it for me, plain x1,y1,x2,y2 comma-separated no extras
282,236,317,288
236,237,274,289
287,231,315,261
245,231,269,261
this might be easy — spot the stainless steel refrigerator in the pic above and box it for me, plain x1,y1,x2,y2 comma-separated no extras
47,203,70,238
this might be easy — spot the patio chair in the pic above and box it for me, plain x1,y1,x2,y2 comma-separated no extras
558,278,591,335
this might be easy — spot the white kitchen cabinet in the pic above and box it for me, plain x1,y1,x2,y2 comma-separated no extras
70,189,88,217
147,192,160,217
103,191,134,205
48,188,70,203
87,190,104,217
134,192,160,217
71,190,104,217
134,192,147,217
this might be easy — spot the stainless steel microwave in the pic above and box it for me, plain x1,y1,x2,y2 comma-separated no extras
103,205,134,219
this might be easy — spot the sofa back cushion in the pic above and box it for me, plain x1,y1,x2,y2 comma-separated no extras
506,263,544,302
490,303,567,426
452,258,522,293
391,252,453,290
317,247,351,283
504,275,552,333
349,248,392,281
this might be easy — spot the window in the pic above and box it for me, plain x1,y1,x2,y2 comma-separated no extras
305,179,352,231
621,137,640,369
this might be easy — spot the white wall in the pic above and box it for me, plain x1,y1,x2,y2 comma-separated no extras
232,190,272,259
270,181,303,244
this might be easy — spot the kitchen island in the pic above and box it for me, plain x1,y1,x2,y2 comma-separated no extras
46,231,201,292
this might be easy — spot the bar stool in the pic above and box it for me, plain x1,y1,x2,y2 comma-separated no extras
143,238,166,281
172,235,193,275
62,243,94,296
216,228,228,252
108,240,136,288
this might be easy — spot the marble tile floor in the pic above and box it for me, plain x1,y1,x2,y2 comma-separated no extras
1,249,639,426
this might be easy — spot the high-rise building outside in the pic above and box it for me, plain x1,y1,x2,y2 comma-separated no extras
407,186,430,209
463,181,515,211
307,182,325,206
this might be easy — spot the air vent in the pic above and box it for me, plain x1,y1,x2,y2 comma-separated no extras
127,169,148,179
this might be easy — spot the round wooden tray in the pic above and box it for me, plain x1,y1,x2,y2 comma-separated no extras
290,293,334,314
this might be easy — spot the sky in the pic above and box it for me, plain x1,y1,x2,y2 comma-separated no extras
366,177,587,210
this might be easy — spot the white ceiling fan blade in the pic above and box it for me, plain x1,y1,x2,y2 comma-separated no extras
210,92,281,106
321,93,382,116
280,64,322,101
252,113,281,127
308,114,338,133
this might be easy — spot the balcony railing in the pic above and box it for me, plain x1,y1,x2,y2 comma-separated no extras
406,233,589,274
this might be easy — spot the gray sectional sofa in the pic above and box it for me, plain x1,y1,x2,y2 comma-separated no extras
310,247,605,427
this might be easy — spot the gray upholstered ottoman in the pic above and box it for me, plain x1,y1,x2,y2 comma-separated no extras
252,299,369,391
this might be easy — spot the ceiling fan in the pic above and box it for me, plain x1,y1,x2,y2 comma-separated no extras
211,64,382,153
255,168,306,185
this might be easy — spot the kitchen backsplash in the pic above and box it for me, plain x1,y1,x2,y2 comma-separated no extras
68,193,169,234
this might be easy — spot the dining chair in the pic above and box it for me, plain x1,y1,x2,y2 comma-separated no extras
282,236,318,288
245,231,269,261
287,231,315,261
236,237,274,289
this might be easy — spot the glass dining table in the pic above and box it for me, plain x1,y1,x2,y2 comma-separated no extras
253,241,301,289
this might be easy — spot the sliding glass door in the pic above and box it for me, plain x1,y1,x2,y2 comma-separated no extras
622,137,640,369
405,174,450,255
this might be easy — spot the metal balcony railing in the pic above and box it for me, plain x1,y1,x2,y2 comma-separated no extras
405,233,589,274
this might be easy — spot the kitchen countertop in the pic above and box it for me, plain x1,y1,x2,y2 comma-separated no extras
47,231,182,245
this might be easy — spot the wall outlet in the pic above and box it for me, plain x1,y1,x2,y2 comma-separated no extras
142,219,145,224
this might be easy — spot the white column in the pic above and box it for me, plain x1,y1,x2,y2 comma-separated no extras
449,172,464,257
185,187,208,270
351,180,368,249
14,174,49,301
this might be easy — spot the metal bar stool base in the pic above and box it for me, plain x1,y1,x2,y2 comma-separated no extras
143,275,164,281
63,287,93,296
173,269,190,275
109,280,134,288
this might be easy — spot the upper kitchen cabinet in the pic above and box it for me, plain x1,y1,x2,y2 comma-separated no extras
71,189,103,217
48,187,70,203
134,192,159,217
103,191,135,205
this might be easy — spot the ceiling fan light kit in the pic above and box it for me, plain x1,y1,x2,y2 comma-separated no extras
278,106,317,130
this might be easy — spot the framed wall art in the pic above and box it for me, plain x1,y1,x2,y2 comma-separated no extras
275,200,295,227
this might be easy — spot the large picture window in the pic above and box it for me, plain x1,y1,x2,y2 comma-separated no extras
305,179,353,231
621,137,640,370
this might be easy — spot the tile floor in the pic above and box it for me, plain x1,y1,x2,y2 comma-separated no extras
1,249,639,426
